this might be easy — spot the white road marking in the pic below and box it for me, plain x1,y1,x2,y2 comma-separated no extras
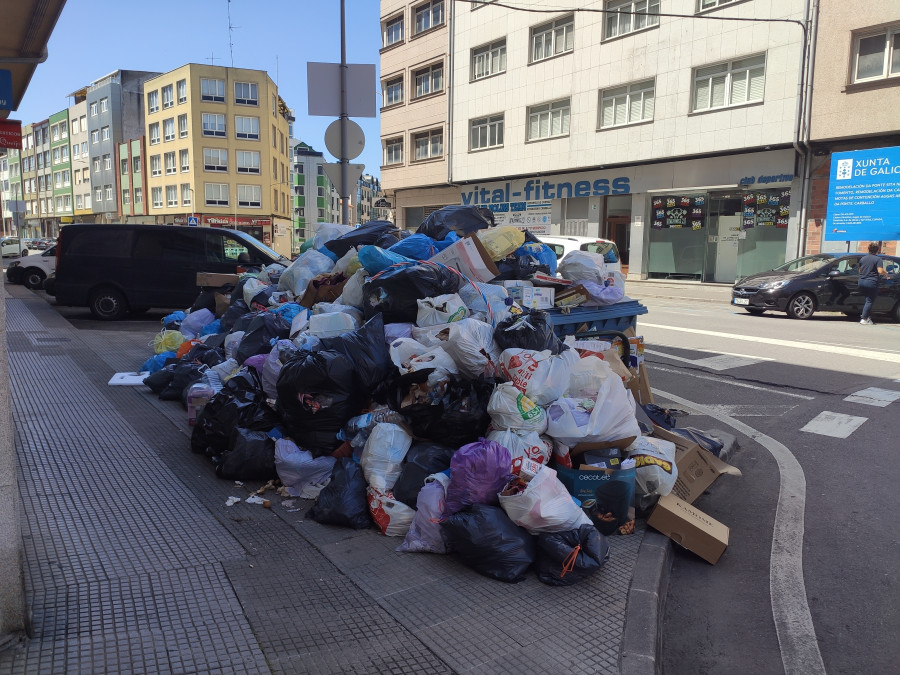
641,322,900,364
843,387,900,408
645,348,769,371
706,404,798,417
800,411,868,438
654,388,826,675
649,365,816,400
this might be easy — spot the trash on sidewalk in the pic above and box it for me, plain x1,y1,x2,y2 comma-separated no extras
647,494,730,565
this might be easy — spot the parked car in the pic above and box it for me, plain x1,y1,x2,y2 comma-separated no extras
538,235,622,273
1,237,29,258
6,245,57,289
731,252,900,320
52,224,290,320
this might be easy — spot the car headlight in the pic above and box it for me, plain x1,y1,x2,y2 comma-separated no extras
760,280,789,290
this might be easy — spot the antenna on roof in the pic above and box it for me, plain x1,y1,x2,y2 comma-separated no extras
227,0,236,68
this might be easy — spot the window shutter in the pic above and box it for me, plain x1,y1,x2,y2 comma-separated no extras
711,75,727,107
748,67,765,100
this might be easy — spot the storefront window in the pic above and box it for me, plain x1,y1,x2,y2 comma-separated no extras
647,194,707,280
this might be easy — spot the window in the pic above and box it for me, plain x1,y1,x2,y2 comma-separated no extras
202,113,226,137
201,78,225,102
697,0,737,10
472,40,507,80
81,141,88,155
318,165,324,175
414,0,444,34
52,147,60,163
414,63,443,97
237,150,261,174
317,186,325,197
182,184,192,205
60,120,68,138
100,97,109,113
166,185,178,206
132,156,141,173
599,79,655,127
531,15,574,62
162,84,174,109
104,184,113,200
180,149,190,172
61,146,68,161
103,154,112,170
91,129,99,144
163,118,175,142
528,98,571,140
177,79,187,104
54,171,61,188
134,187,142,203
384,137,403,165
95,185,102,200
165,151,176,175
318,208,325,219
83,167,90,180
150,154,161,177
122,189,130,205
852,26,900,83
63,170,70,186
52,125,59,141
152,186,163,208
384,77,403,106
234,81,258,105
149,122,160,145
148,90,159,113
178,114,188,138
205,182,229,206
469,114,503,150
413,129,443,161
692,54,765,111
238,184,261,207
295,185,305,196
235,115,260,139
384,15,404,47
71,118,79,134
605,0,659,39
203,148,228,172
121,158,128,174
75,194,83,209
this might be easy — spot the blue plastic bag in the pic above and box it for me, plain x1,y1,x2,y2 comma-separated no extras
357,245,414,275
200,319,222,336
388,231,459,260
272,302,303,323
162,310,186,329
141,351,175,374
515,242,558,274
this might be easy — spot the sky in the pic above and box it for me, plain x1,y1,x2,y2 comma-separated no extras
16,0,384,177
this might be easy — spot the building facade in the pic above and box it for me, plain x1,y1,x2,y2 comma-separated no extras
1,149,24,235
380,0,813,282
290,140,344,248
68,100,92,222
142,64,293,257
49,108,73,231
356,173,389,224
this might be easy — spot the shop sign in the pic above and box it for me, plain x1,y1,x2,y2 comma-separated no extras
825,146,900,241
488,201,552,234
202,215,271,228
0,119,22,149
740,190,790,229
651,195,707,230
461,176,630,206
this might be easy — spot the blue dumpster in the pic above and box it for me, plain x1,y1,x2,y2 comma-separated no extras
547,300,648,338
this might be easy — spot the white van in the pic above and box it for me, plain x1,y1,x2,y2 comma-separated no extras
6,245,56,289
538,235,622,273
1,237,29,258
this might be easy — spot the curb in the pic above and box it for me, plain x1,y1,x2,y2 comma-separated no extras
619,530,674,675
631,293,727,304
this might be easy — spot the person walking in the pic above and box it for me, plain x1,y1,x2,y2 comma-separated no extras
858,242,889,325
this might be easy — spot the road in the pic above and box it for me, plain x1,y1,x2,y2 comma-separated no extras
633,296,900,675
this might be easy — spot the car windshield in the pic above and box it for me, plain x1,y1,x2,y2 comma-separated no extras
228,230,290,263
773,254,835,274
581,241,620,263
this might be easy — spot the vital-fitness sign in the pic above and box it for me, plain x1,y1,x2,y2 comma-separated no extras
825,146,900,241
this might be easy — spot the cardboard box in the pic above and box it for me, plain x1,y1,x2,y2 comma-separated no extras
652,426,741,504
511,457,543,481
508,286,555,309
624,363,654,406
196,272,240,287
214,292,231,316
554,284,591,308
570,437,638,458
299,272,348,308
428,234,500,283
647,494,730,564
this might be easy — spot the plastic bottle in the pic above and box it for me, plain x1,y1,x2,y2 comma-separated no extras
186,382,215,426
337,410,406,441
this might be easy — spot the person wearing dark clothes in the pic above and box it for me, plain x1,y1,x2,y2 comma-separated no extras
857,242,889,325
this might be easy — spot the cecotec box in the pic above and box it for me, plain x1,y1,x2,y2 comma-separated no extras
507,286,555,309
647,493,730,564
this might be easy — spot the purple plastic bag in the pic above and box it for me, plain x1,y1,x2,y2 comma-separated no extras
444,439,512,515
243,353,268,375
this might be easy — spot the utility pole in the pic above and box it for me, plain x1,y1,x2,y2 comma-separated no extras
339,0,349,226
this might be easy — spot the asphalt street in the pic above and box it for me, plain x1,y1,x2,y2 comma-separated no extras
634,296,900,675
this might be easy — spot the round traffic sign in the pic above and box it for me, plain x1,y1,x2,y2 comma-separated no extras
324,119,365,160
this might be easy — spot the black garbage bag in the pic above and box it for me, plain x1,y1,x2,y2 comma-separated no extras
249,284,276,308
307,458,373,529
184,342,225,368
231,311,262,334
214,427,278,481
392,442,456,508
535,525,610,587
493,309,567,355
235,312,291,364
362,263,461,324
324,220,400,259
190,289,218,315
203,332,228,351
143,363,176,395
232,277,254,306
318,313,391,392
159,361,204,404
416,205,494,241
276,349,364,455
441,504,536,583
219,299,250,332
191,369,279,457
494,255,552,281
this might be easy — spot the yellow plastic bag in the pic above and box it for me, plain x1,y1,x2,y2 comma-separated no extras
152,329,185,354
476,226,526,261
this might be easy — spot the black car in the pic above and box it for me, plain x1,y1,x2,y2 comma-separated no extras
731,253,900,320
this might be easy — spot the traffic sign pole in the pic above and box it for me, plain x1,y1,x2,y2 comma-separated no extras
339,0,349,226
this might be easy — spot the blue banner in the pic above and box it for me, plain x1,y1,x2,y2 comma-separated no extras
825,146,900,241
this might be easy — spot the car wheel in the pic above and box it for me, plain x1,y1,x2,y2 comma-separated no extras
89,286,127,320
23,269,46,290
20,249,29,256
745,308,766,315
786,292,816,320
893,301,900,323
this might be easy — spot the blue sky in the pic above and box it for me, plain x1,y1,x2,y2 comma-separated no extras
16,0,383,177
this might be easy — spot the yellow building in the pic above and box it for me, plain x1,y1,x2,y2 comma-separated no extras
141,64,293,256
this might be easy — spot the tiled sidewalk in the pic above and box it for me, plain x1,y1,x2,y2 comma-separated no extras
1,286,647,674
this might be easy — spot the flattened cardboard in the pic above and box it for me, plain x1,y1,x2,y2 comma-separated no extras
554,284,590,308
647,493,730,564
652,426,741,504
571,436,637,457
625,364,654,406
428,234,500,283
197,272,240,287
508,286,555,309
299,273,348,308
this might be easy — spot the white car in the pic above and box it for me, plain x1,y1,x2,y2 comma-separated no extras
538,235,622,273
6,245,56,289
1,237,30,258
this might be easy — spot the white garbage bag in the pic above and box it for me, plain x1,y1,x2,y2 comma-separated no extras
546,375,640,446
487,382,547,433
499,466,592,534
442,318,501,379
487,428,552,466
558,250,608,284
337,268,367,309
278,249,335,297
500,348,580,406
367,487,416,537
627,436,678,498
360,423,413,491
275,438,336,497
416,293,468,327
242,277,269,307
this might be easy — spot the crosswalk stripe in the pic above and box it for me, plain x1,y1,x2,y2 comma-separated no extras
800,411,868,438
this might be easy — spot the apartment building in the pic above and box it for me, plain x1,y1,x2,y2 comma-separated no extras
1,150,24,235
290,140,343,247
142,64,293,257
68,100,92,220
117,138,149,222
805,0,900,256
356,173,388,224
380,0,812,283
49,108,73,231
19,121,52,238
